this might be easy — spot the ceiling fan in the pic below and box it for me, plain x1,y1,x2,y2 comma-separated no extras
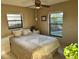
31,0,50,9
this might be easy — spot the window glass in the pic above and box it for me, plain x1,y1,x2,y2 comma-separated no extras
7,14,23,29
49,12,63,37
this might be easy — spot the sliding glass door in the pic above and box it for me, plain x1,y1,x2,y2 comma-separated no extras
49,12,63,37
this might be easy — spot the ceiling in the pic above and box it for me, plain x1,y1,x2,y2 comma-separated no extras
1,0,69,8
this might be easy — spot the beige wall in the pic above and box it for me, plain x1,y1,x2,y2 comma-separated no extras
37,0,78,45
1,4,35,37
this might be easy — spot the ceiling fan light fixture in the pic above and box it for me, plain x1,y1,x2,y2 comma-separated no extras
35,6,40,9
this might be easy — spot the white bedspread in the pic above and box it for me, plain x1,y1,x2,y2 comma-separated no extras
11,34,60,59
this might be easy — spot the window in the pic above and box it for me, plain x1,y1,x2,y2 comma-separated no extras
49,12,63,37
7,14,23,29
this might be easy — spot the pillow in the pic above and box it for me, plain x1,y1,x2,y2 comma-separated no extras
33,30,40,34
22,29,32,35
12,29,23,37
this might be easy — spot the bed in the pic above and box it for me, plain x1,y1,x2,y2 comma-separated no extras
10,34,60,59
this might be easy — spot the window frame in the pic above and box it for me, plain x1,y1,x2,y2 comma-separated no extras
49,12,63,38
7,14,23,29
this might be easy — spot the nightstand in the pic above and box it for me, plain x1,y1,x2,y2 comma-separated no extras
1,35,13,55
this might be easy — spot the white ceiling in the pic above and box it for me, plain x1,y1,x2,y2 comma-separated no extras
1,0,69,7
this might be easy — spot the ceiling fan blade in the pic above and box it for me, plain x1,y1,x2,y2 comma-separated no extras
29,0,50,9
41,5,50,7
28,5,41,9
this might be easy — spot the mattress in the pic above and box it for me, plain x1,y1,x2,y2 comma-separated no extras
10,34,60,59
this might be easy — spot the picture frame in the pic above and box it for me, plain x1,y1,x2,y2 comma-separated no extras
41,16,46,21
